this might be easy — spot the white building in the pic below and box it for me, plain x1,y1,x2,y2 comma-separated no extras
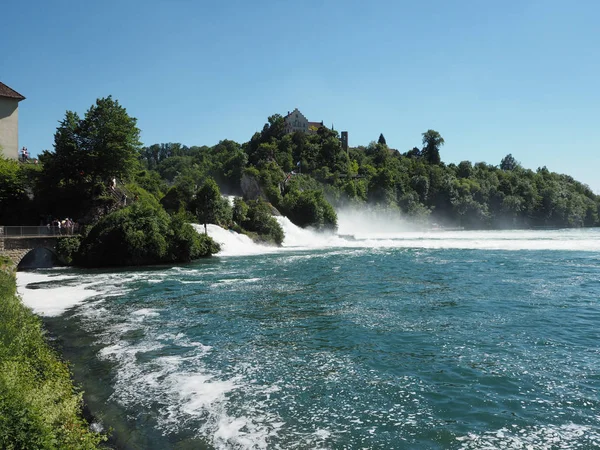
0,82,25,160
284,108,324,135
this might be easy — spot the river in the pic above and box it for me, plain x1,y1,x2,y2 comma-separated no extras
16,217,600,449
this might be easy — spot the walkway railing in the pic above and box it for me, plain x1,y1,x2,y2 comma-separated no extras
0,226,79,238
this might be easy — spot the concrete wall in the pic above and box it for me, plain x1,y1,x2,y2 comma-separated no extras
0,97,19,160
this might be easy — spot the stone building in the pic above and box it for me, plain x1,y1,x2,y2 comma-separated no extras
0,82,25,160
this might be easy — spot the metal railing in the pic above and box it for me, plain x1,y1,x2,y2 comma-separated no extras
0,226,80,238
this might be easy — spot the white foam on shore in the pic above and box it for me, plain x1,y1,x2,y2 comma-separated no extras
16,272,102,317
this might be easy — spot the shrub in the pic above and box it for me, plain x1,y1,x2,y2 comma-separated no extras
75,200,219,267
0,272,106,448
55,236,81,265
168,212,220,262
281,189,338,231
242,199,284,245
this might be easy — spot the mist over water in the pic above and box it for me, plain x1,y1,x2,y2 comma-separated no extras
16,218,600,449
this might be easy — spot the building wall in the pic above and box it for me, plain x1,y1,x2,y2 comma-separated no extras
0,97,19,160
284,108,309,134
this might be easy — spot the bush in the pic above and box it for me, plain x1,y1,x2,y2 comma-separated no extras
242,198,284,245
169,212,220,261
281,189,338,231
75,200,219,267
55,236,81,265
0,272,106,448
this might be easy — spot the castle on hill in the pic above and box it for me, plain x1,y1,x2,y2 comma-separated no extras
283,108,348,151
284,108,324,135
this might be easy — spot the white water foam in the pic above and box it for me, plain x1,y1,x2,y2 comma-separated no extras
16,272,102,317
16,270,169,317
197,224,280,257
84,304,282,450
456,423,600,449
199,216,600,257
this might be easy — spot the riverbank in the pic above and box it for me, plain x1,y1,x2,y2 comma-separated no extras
0,261,106,449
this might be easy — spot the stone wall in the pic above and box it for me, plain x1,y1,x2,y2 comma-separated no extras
0,237,60,266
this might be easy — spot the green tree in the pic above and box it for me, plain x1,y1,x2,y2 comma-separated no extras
500,154,519,171
421,130,444,165
457,160,473,178
42,96,141,185
378,133,387,145
193,177,225,234
242,198,285,245
232,196,249,224
0,157,28,224
36,97,142,220
282,189,337,231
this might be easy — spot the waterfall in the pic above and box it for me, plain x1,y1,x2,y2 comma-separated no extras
192,224,279,257
194,212,600,257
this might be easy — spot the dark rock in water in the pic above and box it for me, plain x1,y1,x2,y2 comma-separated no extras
18,248,60,270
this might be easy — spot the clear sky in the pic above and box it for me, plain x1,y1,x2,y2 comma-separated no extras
3,0,600,191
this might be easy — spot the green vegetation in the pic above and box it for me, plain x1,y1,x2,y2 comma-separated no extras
192,178,230,235
55,236,81,265
0,271,106,448
241,198,285,245
281,190,337,231
2,97,600,252
76,200,219,267
0,96,220,267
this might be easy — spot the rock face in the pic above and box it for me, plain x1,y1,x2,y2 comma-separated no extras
240,172,281,215
269,205,282,216
241,173,264,201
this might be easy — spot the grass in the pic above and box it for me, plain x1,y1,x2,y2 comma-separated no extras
0,269,106,449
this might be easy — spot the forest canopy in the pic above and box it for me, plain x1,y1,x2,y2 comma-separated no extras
2,99,599,235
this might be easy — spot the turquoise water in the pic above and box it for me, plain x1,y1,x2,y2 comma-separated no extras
17,228,600,449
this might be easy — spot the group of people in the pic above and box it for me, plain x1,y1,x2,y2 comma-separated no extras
45,218,79,235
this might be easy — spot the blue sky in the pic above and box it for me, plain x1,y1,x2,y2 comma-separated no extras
3,0,600,191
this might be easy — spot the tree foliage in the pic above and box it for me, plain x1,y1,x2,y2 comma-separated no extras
192,177,231,234
76,200,219,267
2,101,600,238
282,189,338,231
33,96,142,220
242,198,285,245
500,153,519,171
40,96,141,184
421,129,444,165
0,157,29,224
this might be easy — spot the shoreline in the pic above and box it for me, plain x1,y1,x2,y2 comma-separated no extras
0,265,107,448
